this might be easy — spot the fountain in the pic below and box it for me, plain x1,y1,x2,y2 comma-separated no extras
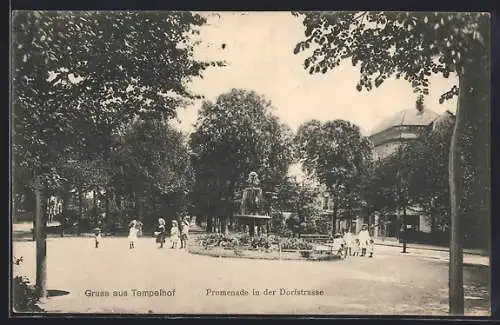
234,172,271,237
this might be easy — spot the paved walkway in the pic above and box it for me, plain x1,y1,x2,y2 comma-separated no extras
12,237,490,315
374,238,489,266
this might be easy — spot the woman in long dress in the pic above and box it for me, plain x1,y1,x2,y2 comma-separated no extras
180,217,190,249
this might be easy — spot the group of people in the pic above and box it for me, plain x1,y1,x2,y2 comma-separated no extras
93,217,191,250
153,217,190,249
335,224,375,258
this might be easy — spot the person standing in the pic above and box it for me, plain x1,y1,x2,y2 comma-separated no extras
128,220,139,249
343,228,353,256
155,218,166,248
352,238,360,256
136,220,143,237
358,224,371,257
94,227,102,248
368,238,375,258
170,220,180,249
180,216,190,249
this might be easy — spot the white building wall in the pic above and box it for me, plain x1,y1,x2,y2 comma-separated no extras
419,215,432,233
374,214,380,238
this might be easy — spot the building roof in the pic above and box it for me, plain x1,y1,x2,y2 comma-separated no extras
370,108,440,136
431,110,455,132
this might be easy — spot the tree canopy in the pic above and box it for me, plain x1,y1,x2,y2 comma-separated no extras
292,11,489,99
293,12,491,313
12,11,222,188
189,89,295,219
295,119,372,215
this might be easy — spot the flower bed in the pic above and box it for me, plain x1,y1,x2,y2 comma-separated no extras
189,233,340,261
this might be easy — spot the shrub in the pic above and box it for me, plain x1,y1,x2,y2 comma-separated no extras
279,237,313,250
12,257,44,313
200,233,238,249
236,233,252,246
251,236,270,249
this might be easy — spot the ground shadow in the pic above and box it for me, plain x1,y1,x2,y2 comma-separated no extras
47,289,70,298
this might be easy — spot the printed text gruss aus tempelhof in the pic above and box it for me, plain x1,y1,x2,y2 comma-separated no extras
84,289,176,297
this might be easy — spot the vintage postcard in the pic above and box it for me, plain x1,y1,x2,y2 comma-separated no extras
10,11,491,316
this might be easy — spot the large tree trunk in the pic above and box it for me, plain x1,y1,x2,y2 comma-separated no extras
93,190,98,219
448,71,469,315
332,201,338,235
448,56,490,314
207,216,213,233
402,205,407,253
134,191,141,219
35,177,47,298
105,188,110,221
61,184,70,218
78,190,83,222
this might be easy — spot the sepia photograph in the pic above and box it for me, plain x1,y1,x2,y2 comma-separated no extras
10,11,491,316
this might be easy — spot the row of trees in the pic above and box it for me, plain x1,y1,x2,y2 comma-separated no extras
292,11,490,314
12,11,489,314
12,11,224,297
12,11,222,233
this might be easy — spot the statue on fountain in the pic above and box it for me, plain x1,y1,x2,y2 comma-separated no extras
241,171,263,215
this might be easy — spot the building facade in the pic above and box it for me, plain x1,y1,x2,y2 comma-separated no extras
316,186,367,235
368,105,454,238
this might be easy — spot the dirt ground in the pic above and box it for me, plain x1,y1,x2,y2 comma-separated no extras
11,236,490,316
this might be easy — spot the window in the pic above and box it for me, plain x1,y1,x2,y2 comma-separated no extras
323,197,329,210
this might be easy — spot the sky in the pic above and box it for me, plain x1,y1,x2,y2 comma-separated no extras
171,11,459,138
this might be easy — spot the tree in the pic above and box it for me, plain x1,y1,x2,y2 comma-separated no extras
404,116,454,235
293,11,490,314
295,119,372,233
189,89,294,231
273,176,323,234
12,11,220,175
111,118,194,229
12,11,221,296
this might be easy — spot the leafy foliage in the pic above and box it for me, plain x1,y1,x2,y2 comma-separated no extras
107,119,194,228
363,113,487,248
295,119,372,215
293,11,491,254
272,176,321,227
12,257,44,313
12,11,221,217
189,89,294,220
292,11,489,98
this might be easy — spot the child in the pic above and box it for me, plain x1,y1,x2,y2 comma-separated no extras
136,220,143,237
128,220,139,249
170,220,180,249
155,218,166,248
94,227,102,248
358,224,371,257
333,233,346,258
368,238,374,258
343,228,353,256
352,238,360,256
